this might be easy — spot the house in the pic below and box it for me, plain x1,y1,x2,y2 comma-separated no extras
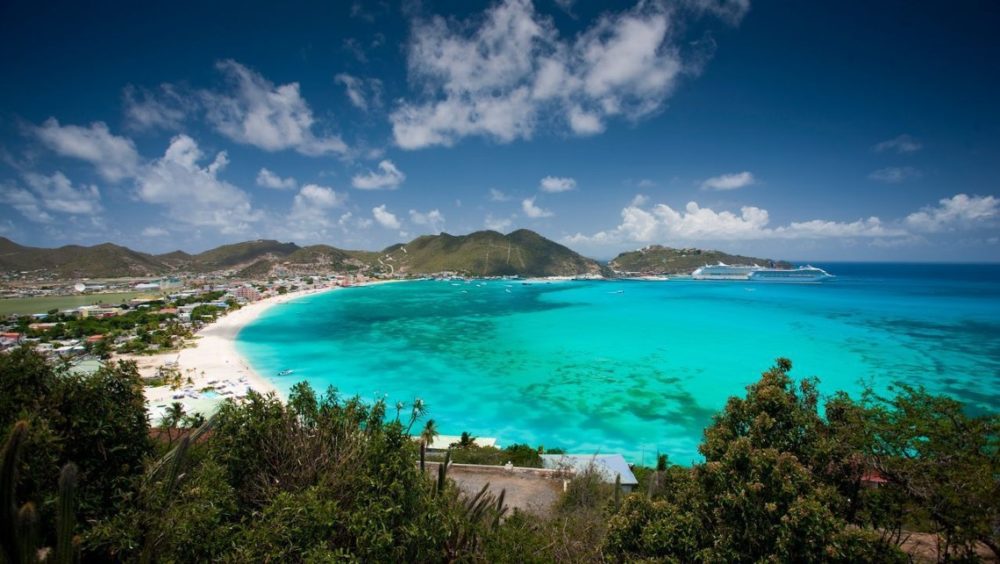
540,454,639,493
0,332,23,346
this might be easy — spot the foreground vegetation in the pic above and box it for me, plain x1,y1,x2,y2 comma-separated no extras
1,349,997,562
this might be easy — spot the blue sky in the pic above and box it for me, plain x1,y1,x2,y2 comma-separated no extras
0,0,998,261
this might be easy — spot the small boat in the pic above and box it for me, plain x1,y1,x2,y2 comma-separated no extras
505,288,511,293
610,290,624,295
277,369,294,377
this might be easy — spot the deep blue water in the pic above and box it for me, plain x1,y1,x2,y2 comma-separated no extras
237,263,1000,465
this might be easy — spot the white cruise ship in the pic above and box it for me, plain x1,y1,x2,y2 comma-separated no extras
691,263,761,280
749,265,832,282
692,263,832,282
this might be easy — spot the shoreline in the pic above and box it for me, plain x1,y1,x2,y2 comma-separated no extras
140,280,401,423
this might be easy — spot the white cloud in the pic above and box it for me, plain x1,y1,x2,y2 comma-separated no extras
630,194,649,207
869,166,921,184
566,200,907,245
700,171,755,190
256,167,297,190
522,197,553,218
874,134,922,154
1,172,102,223
202,60,348,156
351,160,405,190
391,0,717,149
135,134,261,234
489,188,511,202
409,208,445,233
142,226,169,237
540,175,577,193
372,204,401,229
905,194,998,233
122,84,190,131
22,172,101,215
334,73,383,112
31,118,140,182
485,214,514,232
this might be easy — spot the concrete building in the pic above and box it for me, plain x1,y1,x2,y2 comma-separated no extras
540,454,639,493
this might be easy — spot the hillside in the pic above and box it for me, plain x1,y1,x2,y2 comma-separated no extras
610,245,792,274
0,238,168,278
380,229,601,277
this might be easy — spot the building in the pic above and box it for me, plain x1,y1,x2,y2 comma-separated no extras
540,454,639,493
230,285,262,302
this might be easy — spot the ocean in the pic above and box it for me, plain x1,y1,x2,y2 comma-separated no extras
236,263,1000,465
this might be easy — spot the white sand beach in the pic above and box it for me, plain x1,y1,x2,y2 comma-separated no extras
139,280,405,424
140,286,335,423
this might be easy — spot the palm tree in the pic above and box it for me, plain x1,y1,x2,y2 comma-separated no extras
162,402,185,445
420,419,439,447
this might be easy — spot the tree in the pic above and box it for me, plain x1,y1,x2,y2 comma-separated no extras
863,384,1000,560
605,359,906,563
420,419,439,447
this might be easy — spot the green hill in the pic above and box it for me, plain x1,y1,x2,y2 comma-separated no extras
0,237,168,278
380,229,601,277
187,239,301,271
609,245,792,274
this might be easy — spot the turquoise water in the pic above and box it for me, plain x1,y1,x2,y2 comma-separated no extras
237,264,1000,465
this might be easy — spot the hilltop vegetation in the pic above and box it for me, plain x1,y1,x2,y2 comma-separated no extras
382,229,601,277
2,349,997,562
610,245,793,274
0,230,602,279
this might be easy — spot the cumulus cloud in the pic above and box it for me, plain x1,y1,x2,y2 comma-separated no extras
489,188,511,202
873,134,922,154
203,60,348,156
352,160,405,190
334,73,383,112
142,226,169,237
21,172,102,215
135,134,261,234
256,167,297,190
282,184,348,239
372,204,401,229
869,166,921,184
522,197,553,218
31,119,140,182
905,194,998,233
391,0,724,149
122,84,190,131
700,171,755,190
540,175,577,193
1,172,102,223
566,199,907,245
485,214,514,232
409,208,445,233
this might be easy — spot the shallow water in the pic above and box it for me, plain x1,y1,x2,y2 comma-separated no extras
237,263,1000,465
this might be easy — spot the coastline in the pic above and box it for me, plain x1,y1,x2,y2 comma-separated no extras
140,279,409,424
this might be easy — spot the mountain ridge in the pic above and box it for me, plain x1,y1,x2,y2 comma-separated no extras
0,235,789,279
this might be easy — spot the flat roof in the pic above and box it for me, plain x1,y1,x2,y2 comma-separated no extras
540,454,639,486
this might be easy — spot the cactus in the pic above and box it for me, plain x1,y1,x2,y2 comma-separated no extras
1,421,29,564
1,421,81,564
54,463,78,564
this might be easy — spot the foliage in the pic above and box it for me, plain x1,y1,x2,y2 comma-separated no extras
605,359,907,563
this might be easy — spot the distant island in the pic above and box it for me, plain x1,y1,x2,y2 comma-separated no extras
0,233,787,280
609,245,791,275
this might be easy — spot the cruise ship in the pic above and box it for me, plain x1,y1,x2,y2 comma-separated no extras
691,263,760,280
692,263,832,282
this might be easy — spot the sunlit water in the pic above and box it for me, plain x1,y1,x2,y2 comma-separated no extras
237,264,1000,465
